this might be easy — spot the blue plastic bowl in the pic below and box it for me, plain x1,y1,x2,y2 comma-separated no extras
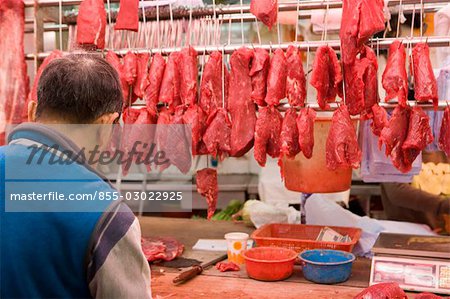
299,249,355,284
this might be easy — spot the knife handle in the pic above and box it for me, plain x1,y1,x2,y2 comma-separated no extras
172,265,203,284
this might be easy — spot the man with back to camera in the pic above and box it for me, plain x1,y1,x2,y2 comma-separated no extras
0,54,152,298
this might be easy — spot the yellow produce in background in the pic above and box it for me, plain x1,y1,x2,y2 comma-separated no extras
411,163,450,196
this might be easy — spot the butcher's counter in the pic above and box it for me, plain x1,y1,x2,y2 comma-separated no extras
139,217,373,299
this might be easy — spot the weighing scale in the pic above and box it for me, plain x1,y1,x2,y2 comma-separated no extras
370,233,450,295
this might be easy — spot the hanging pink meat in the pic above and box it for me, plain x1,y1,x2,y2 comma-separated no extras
0,0,28,145
196,168,218,220
250,0,278,30
380,105,411,173
439,107,450,157
200,51,228,115
370,103,388,138
280,108,300,159
360,46,379,116
265,48,287,107
254,106,282,167
159,52,181,109
106,51,130,106
115,0,139,32
382,40,408,107
310,46,342,110
249,48,270,107
144,53,165,113
412,43,438,110
326,104,361,170
183,104,206,156
402,106,434,167
76,0,106,49
228,47,257,157
202,108,232,161
179,46,198,107
286,45,306,108
297,107,316,159
123,51,137,86
132,53,150,100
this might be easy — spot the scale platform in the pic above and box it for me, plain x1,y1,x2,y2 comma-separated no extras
370,233,450,295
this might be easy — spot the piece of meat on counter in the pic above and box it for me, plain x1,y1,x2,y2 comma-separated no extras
250,0,278,30
415,293,443,299
370,103,388,138
412,43,438,110
115,0,139,32
144,53,166,114
326,104,361,170
106,51,130,106
280,108,300,159
354,282,407,299
249,48,270,107
297,107,316,159
380,105,412,173
254,106,283,167
382,40,408,107
141,237,184,262
402,106,434,167
216,261,240,272
179,46,198,107
183,104,206,156
439,107,450,157
196,168,218,220
286,45,306,108
203,108,232,161
200,51,229,115
159,52,181,109
265,48,287,107
76,0,106,49
310,46,342,110
132,53,150,100
228,47,256,157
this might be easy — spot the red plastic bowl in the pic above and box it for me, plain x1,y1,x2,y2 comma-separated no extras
243,247,298,281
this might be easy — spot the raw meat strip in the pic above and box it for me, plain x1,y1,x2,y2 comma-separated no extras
228,47,257,157
280,108,300,159
115,0,139,32
402,106,434,167
297,107,316,159
159,52,181,109
249,48,270,107
200,51,228,115
326,104,361,170
132,53,150,100
254,106,283,167
382,40,408,107
439,107,450,157
76,0,106,49
265,49,287,107
179,46,198,107
310,46,342,110
250,0,277,30
354,282,407,299
202,108,232,161
0,0,28,145
215,262,240,272
196,168,218,220
123,51,137,86
183,104,206,156
370,103,388,138
141,237,184,262
144,53,165,113
106,51,130,106
122,106,140,124
412,43,438,109
415,293,444,299
360,46,379,116
380,105,411,173
286,45,306,108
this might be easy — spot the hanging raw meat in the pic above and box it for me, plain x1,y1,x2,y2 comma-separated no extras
106,51,130,106
0,0,28,145
132,53,150,100
370,103,388,138
382,40,408,107
183,104,206,156
179,46,198,107
402,106,434,167
144,53,165,114
250,0,278,30
200,51,228,115
202,108,232,161
254,106,283,167
76,0,106,49
380,105,411,173
280,108,300,159
297,107,316,159
265,48,287,107
310,46,342,110
249,48,270,107
123,52,137,86
412,43,438,110
115,0,139,32
196,168,218,220
286,45,306,108
326,104,361,170
159,52,181,109
228,47,257,157
439,107,450,157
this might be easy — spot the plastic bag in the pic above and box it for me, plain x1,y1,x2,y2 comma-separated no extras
246,200,301,228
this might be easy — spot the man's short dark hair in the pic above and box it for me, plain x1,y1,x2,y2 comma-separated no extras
36,53,123,123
